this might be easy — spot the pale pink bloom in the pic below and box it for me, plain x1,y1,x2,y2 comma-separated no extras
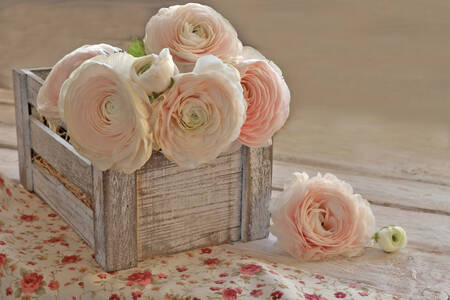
37,44,120,119
236,55,290,147
270,172,375,261
144,3,243,72
153,55,246,168
58,52,153,173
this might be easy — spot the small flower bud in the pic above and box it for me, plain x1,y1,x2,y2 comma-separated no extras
374,225,407,253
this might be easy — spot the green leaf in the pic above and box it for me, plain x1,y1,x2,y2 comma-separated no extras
127,38,146,57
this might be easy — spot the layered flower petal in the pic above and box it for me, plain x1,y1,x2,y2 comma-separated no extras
153,55,246,168
270,172,376,261
37,44,121,120
236,48,290,147
58,52,153,173
144,3,243,72
131,48,178,96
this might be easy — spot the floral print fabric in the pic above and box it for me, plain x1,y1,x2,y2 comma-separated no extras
0,173,398,300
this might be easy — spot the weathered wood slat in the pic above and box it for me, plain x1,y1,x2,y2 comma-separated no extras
273,160,450,215
32,163,94,247
0,124,16,150
136,149,243,260
0,147,19,181
29,116,93,197
0,88,14,105
23,69,44,107
241,146,273,241
0,102,15,125
12,69,33,191
230,203,450,299
93,169,137,271
274,107,450,188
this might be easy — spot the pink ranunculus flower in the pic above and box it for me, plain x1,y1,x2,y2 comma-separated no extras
270,172,375,261
144,3,243,72
153,55,246,168
58,52,153,173
235,47,290,147
36,44,121,120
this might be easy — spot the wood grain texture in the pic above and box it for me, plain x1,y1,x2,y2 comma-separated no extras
136,149,243,260
0,147,19,181
32,163,94,247
29,117,93,197
0,88,14,125
0,124,16,150
0,88,14,105
0,102,15,125
273,160,450,215
241,146,273,242
274,107,450,188
12,69,33,191
93,169,137,271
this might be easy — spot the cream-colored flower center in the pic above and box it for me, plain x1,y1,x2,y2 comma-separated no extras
179,99,209,130
100,95,122,123
192,24,206,38
181,22,209,45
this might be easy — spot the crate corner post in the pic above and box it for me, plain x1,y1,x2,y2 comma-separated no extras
93,168,138,272
13,68,34,192
240,145,273,242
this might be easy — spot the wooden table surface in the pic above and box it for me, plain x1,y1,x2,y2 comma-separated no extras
0,88,449,299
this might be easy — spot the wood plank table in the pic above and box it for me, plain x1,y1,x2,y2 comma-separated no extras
0,88,449,299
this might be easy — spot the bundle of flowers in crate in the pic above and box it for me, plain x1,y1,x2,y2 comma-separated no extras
11,3,290,271
36,3,291,172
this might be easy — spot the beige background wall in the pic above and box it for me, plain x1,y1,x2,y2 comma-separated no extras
0,0,448,177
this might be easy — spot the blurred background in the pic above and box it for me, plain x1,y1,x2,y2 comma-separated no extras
0,0,449,186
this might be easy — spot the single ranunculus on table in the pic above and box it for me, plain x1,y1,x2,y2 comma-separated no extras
270,172,376,261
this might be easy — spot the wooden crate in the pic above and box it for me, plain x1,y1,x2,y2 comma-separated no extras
13,68,272,271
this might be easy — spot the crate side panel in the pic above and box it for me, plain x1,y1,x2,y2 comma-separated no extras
29,117,93,197
32,163,94,248
136,148,243,260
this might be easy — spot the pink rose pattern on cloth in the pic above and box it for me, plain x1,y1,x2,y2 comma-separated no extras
0,173,393,299
36,44,121,120
270,172,376,261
